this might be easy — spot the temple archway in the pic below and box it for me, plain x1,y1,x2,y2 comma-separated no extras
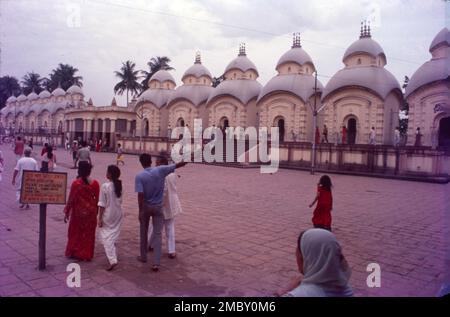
438,116,450,148
273,116,285,142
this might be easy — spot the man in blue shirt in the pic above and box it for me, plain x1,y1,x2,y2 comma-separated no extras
135,153,187,271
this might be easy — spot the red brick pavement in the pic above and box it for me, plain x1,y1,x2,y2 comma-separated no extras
0,144,448,296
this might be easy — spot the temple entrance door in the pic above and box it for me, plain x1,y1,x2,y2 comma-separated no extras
219,117,229,130
348,118,357,145
438,116,450,148
274,116,285,142
177,118,185,127
144,119,149,136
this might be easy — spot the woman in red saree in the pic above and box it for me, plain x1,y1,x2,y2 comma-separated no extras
64,161,100,261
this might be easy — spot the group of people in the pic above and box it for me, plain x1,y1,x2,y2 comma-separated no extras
275,174,354,296
3,135,354,296
8,137,57,209
63,152,185,272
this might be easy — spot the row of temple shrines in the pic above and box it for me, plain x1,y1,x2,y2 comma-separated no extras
1,25,449,149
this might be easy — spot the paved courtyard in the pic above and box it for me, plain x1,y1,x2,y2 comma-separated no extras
0,143,449,297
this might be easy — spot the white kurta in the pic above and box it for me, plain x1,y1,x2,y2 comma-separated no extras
98,181,123,265
162,173,182,219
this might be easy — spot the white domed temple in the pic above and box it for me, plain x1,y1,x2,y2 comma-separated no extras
1,25,449,179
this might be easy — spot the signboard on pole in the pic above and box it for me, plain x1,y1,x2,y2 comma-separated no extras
20,171,67,205
19,170,68,271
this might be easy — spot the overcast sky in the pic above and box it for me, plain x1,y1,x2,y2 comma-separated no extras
0,0,448,106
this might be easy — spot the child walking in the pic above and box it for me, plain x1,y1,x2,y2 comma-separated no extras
98,165,123,271
116,143,125,166
309,175,333,231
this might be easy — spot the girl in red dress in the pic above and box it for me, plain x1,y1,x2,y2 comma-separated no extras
64,161,100,261
309,175,333,231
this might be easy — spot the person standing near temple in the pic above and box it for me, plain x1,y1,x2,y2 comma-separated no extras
369,127,376,145
315,127,321,144
12,148,39,209
76,141,92,168
98,165,123,271
14,136,25,161
0,150,4,183
341,126,347,144
41,146,57,172
394,127,401,146
414,127,422,147
148,156,183,259
65,137,70,151
64,161,100,261
116,143,125,166
322,125,329,144
135,153,187,272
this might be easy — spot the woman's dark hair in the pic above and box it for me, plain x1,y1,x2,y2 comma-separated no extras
77,161,92,185
107,165,122,198
319,175,332,191
46,146,53,160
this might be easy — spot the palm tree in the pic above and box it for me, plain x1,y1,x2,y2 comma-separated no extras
21,72,44,95
114,60,142,106
47,63,83,91
140,56,174,93
0,76,21,109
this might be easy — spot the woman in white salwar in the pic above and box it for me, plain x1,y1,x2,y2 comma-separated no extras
278,228,353,297
98,165,123,271
148,156,182,258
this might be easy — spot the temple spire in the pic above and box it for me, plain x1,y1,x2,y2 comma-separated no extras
195,51,201,64
292,32,301,48
239,43,246,56
360,21,372,39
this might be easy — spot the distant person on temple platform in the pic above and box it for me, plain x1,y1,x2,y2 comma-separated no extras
394,127,401,147
322,125,329,144
341,126,347,144
291,130,297,142
369,127,376,145
414,127,422,147
315,127,321,144
309,175,333,232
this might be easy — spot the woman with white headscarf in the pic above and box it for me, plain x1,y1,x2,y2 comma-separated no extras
279,228,353,297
